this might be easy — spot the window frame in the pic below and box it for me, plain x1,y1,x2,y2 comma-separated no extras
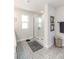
21,15,29,29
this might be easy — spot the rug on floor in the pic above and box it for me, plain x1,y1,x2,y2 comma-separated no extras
28,41,43,52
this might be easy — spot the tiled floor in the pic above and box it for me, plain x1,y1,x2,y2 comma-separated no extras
17,40,64,59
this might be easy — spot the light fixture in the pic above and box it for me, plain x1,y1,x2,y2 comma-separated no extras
26,0,30,3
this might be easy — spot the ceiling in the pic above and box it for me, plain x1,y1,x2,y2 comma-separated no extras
14,0,47,13
48,0,64,8
14,0,64,13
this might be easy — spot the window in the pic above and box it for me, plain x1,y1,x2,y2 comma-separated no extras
22,15,29,29
38,18,42,23
38,17,42,27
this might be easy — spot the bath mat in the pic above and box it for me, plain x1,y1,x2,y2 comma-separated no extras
28,41,43,52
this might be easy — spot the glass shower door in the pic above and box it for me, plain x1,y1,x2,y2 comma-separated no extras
34,16,43,40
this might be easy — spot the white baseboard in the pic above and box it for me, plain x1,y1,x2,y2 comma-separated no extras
17,39,26,42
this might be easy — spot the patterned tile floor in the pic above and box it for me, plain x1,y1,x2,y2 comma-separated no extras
17,40,64,59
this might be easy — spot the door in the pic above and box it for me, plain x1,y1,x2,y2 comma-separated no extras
34,16,43,39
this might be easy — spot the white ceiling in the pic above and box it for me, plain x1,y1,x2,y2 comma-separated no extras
48,0,64,8
14,0,64,13
14,0,48,13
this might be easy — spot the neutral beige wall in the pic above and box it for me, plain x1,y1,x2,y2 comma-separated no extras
48,6,55,47
43,5,49,48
